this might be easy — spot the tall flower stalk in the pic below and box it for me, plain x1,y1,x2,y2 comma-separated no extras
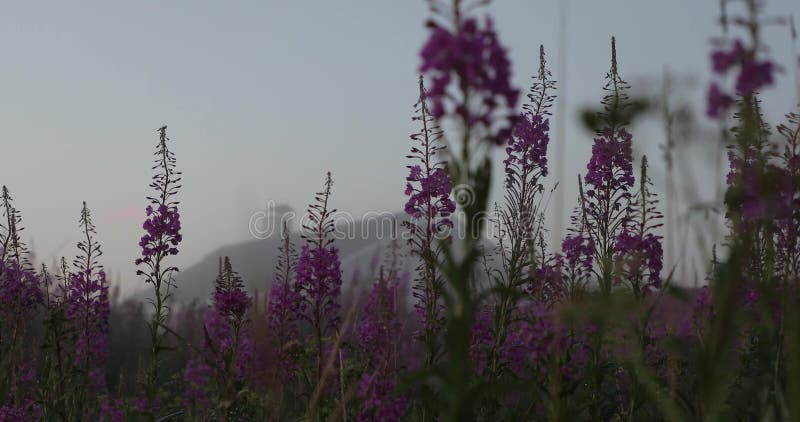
297,172,343,384
0,186,41,417
266,222,301,378
67,202,110,416
356,263,407,421
135,125,182,418
404,76,455,372
487,45,556,380
775,111,800,282
614,157,664,300
265,222,300,418
418,1,518,420
206,257,253,407
576,37,636,296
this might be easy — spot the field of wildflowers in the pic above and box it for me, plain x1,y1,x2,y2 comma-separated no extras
1,0,800,420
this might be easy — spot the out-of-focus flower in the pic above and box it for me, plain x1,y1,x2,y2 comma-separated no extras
98,399,125,422
67,269,110,389
706,38,778,118
182,358,212,413
420,3,519,145
296,245,342,335
562,234,594,272
614,231,664,289
356,373,408,422
707,83,734,118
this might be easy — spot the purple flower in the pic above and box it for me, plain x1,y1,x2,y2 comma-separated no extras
135,126,181,272
711,40,745,74
531,257,564,303
420,7,519,145
296,244,343,335
584,128,635,194
706,38,777,119
66,202,110,391
736,59,775,95
136,204,181,264
134,397,160,416
182,358,212,413
469,306,494,376
356,373,408,422
404,167,455,225
0,261,42,318
500,301,556,375
562,234,594,271
614,231,664,289
210,257,253,365
706,83,734,118
98,399,125,422
266,278,302,336
504,114,550,183
357,272,401,368
67,269,110,389
404,79,453,356
355,268,407,421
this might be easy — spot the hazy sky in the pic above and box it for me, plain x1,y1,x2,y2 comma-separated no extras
1,1,798,295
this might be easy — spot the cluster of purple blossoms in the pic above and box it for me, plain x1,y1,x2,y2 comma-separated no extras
562,234,594,274
499,301,556,376
614,231,664,289
404,79,454,358
504,113,550,182
729,157,795,222
266,280,302,338
67,269,110,388
356,374,408,422
404,165,455,225
182,358,212,413
135,204,181,265
98,399,125,422
296,245,343,335
531,257,565,303
550,231,595,298
213,277,251,323
357,274,401,368
0,403,41,421
210,257,253,372
355,270,408,421
707,39,777,117
0,260,42,317
419,1,519,144
469,306,495,376
584,128,635,197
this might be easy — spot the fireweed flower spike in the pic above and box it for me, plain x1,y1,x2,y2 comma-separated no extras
404,76,455,370
135,125,182,418
418,1,519,420
576,37,636,296
206,257,253,401
67,202,110,413
775,112,800,281
487,45,556,378
266,221,302,382
420,0,519,173
613,157,664,299
356,266,408,421
297,172,343,382
0,186,42,418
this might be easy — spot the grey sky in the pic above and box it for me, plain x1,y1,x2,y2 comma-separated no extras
1,1,798,295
